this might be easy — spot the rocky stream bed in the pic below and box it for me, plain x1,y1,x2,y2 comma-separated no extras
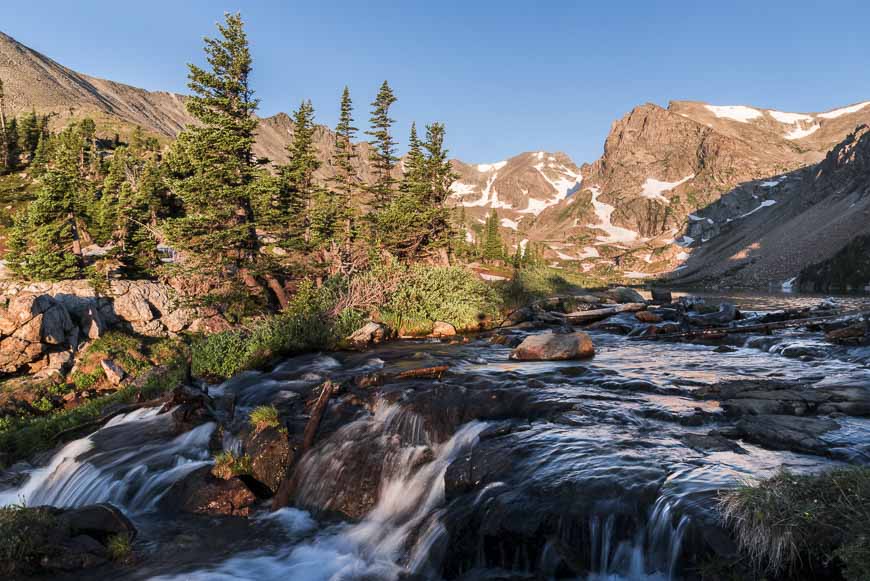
1,291,869,580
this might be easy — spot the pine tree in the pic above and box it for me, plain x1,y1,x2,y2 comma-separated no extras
366,81,398,207
331,87,359,247
482,209,504,262
167,12,260,278
7,125,87,280
17,110,40,163
400,122,426,194
30,130,51,177
0,77,9,172
421,122,456,205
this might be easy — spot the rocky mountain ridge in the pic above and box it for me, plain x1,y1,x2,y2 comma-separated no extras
4,29,870,286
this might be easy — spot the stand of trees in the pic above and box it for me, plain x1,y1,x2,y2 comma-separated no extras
3,13,468,299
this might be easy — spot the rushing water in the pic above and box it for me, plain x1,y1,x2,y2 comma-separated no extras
1,293,868,580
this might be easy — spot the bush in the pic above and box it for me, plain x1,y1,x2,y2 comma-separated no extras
212,451,253,479
0,505,58,572
249,405,280,432
383,265,502,333
720,467,870,580
496,266,600,310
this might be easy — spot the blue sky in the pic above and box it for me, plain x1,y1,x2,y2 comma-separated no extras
5,1,870,164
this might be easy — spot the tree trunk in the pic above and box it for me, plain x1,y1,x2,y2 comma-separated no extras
263,274,289,309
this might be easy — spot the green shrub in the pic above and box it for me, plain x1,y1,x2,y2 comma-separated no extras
106,533,132,561
384,265,501,332
0,504,58,568
496,266,600,310
212,451,254,479
720,467,870,579
249,405,280,432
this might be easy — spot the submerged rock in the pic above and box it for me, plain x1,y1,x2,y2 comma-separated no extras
160,466,256,516
724,414,840,456
509,332,595,361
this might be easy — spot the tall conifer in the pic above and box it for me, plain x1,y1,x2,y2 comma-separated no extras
366,81,398,207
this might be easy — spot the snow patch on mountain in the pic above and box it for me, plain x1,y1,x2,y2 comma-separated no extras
818,102,870,119
639,174,695,202
500,217,519,230
476,161,507,172
768,110,814,124
464,174,499,207
586,187,640,245
705,105,762,123
738,199,777,219
785,123,820,140
450,182,476,197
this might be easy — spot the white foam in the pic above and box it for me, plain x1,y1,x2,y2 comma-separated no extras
704,105,762,123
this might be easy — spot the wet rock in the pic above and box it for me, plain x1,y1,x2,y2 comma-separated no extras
635,310,663,324
725,414,840,456
687,303,737,326
600,286,646,304
679,433,746,454
432,321,457,337
825,324,868,344
713,345,737,353
56,503,137,543
489,333,523,348
346,321,393,348
161,384,216,432
243,426,292,496
100,358,126,385
160,465,256,516
650,288,673,304
509,332,595,361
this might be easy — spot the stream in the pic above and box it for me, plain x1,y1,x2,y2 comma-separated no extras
1,292,869,580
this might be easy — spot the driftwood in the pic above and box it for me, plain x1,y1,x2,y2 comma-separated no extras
301,380,337,454
565,303,646,324
354,365,450,388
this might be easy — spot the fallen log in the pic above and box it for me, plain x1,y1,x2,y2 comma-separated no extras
565,303,646,324
355,365,450,388
301,380,337,454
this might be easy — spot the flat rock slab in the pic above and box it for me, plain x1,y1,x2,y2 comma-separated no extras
509,332,595,361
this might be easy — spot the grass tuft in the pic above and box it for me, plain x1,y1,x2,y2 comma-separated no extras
719,467,870,579
248,405,280,432
212,451,253,479
106,533,132,561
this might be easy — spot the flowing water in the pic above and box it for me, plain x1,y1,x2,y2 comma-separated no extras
1,292,869,580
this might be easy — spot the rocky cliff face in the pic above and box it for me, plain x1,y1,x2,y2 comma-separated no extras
670,125,870,289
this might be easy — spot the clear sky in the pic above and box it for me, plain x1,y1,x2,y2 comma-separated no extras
5,0,870,164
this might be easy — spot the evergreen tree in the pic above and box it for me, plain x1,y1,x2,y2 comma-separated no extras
167,12,260,278
330,86,359,247
400,122,426,194
7,125,87,280
30,130,52,177
0,77,8,172
421,122,456,205
481,209,504,262
366,81,398,207
17,110,40,163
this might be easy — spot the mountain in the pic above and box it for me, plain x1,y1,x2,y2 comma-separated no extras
450,100,870,280
668,124,870,289
0,30,380,184
4,29,870,286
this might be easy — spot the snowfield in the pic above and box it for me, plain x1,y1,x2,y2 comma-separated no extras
586,187,640,244
639,174,694,202
704,104,762,123
818,102,870,119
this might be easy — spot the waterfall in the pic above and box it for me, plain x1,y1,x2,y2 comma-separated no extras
0,407,215,512
153,417,488,581
587,496,690,581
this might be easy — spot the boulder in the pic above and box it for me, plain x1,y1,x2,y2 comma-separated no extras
160,466,256,516
600,286,646,304
79,306,107,340
187,314,233,335
825,324,867,344
509,332,595,361
650,288,673,304
346,321,392,348
243,426,293,495
688,303,737,326
100,359,126,386
56,503,136,543
635,310,663,324
432,321,457,337
726,414,840,456
112,285,155,323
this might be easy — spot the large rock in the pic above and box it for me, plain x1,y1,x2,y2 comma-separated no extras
432,321,457,337
725,414,840,456
600,286,646,304
243,426,293,495
687,303,738,326
346,321,392,348
509,332,595,361
159,466,256,516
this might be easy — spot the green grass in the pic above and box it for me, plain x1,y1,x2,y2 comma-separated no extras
248,405,280,432
495,266,603,311
720,467,870,580
106,533,132,561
